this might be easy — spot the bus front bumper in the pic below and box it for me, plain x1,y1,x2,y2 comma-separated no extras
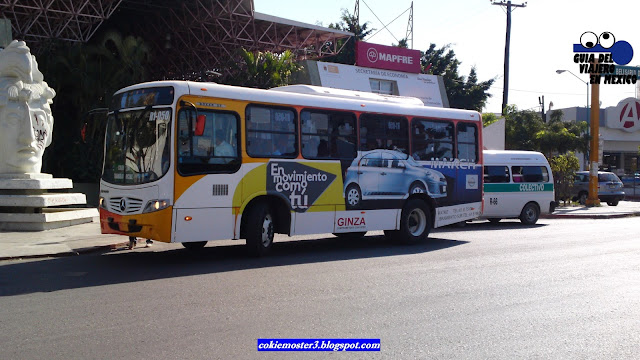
99,207,173,243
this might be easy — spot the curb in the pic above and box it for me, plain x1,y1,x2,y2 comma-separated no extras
541,212,640,219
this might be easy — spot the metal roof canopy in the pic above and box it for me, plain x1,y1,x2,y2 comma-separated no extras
0,0,353,78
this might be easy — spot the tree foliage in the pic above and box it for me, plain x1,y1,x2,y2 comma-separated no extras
325,8,374,65
482,112,501,127
220,49,301,89
504,106,589,158
38,31,150,181
504,105,545,151
549,152,580,204
536,110,589,158
421,44,494,112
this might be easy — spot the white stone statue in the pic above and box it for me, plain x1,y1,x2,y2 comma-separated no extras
0,40,56,174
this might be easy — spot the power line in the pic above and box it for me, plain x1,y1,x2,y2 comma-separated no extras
491,87,587,96
360,0,411,44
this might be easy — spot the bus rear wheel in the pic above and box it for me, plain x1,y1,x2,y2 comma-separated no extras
244,202,274,257
386,199,431,244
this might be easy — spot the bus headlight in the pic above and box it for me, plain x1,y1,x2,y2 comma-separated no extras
99,196,106,209
143,199,170,213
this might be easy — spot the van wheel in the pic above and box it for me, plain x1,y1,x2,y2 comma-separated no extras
182,241,207,251
578,191,587,205
345,184,362,209
519,202,540,225
333,232,367,240
607,200,619,206
244,202,274,257
386,199,431,244
488,218,501,224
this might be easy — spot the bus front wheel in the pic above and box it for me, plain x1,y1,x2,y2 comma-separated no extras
386,199,431,244
244,202,274,257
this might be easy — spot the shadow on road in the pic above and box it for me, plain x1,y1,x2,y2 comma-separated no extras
0,234,467,297
436,221,549,232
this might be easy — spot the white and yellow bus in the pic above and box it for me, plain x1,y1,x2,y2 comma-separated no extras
99,81,483,255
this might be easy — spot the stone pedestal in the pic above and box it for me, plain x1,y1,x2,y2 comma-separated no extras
0,173,98,231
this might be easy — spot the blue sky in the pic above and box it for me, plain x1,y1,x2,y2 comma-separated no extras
255,0,639,114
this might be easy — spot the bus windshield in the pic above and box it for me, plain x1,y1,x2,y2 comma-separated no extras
102,108,171,185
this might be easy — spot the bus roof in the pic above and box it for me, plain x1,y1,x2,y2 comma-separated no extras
483,150,549,165
270,85,426,106
114,81,481,123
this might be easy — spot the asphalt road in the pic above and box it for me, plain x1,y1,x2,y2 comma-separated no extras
1,217,639,359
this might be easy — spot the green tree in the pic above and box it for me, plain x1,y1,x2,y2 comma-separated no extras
504,105,545,151
504,106,589,163
325,8,374,65
549,152,580,204
393,38,408,48
39,31,151,181
536,110,589,158
421,44,494,112
482,112,501,127
221,49,301,89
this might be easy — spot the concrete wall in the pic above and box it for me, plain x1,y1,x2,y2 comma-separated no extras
482,117,505,150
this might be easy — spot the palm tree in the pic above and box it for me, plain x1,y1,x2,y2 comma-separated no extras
223,49,300,89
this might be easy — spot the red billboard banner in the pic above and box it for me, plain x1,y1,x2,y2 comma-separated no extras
355,41,421,74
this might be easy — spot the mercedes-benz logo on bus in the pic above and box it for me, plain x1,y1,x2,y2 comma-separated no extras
119,198,127,212
367,47,378,63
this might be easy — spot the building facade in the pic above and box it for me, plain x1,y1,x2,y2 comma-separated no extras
551,98,640,176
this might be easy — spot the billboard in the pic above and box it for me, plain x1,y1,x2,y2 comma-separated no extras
355,41,421,73
315,61,446,107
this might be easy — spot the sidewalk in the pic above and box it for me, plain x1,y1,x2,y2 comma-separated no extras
0,217,129,260
2,201,640,260
543,199,640,219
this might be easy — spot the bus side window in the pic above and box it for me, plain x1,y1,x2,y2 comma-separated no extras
359,113,408,154
176,108,241,175
301,109,356,161
178,111,192,156
246,105,297,158
411,119,454,161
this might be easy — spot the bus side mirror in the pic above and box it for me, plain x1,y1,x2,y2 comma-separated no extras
194,115,206,136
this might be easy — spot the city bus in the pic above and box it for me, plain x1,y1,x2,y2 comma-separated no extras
99,81,483,255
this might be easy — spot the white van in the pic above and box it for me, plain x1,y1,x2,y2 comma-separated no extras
481,150,555,224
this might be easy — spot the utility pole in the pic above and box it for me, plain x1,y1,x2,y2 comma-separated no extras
354,0,360,30
538,95,545,121
492,1,527,115
586,59,601,206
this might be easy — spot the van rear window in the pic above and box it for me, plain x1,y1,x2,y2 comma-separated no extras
512,166,549,183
